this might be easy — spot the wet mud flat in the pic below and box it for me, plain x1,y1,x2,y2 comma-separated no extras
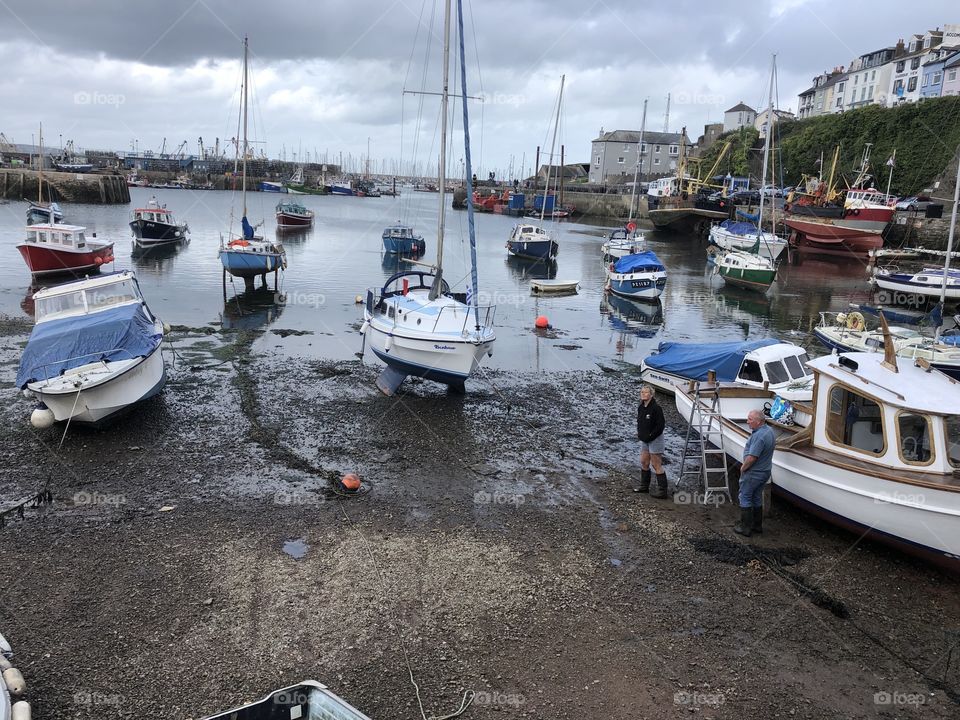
0,319,958,719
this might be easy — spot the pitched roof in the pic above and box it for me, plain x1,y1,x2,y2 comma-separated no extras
592,130,690,145
725,102,756,113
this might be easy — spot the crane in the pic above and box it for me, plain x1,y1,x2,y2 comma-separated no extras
174,140,188,159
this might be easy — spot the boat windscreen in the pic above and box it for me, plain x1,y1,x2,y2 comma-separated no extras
784,354,807,380
764,360,790,385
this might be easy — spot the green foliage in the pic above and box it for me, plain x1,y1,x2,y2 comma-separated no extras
697,97,960,195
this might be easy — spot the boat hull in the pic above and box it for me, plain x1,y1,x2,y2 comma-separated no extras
675,389,960,574
709,227,787,260
718,265,776,291
813,327,960,379
219,249,285,278
507,238,558,260
648,207,727,233
382,235,426,254
30,344,166,425
276,212,313,228
129,219,187,243
607,274,667,300
874,274,960,300
16,242,115,277
784,217,884,257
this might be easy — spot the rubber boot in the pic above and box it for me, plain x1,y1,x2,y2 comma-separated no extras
649,472,669,499
636,468,651,493
751,506,763,535
734,506,753,537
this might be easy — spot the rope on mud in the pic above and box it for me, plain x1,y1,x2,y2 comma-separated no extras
57,386,84,450
333,499,474,720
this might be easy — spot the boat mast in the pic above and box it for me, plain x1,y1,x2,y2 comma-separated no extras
456,0,481,328
242,36,249,218
885,148,896,200
935,156,960,342
37,123,44,204
430,0,452,300
628,99,648,222
539,76,565,224
757,54,776,233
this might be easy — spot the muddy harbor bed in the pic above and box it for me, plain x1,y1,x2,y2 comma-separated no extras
0,319,958,719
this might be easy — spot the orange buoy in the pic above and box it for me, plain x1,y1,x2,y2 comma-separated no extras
535,315,549,329
341,473,362,492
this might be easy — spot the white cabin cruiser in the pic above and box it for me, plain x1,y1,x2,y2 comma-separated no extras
676,343,960,573
16,271,166,426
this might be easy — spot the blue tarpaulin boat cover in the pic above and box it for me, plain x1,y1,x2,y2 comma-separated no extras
613,251,665,274
719,219,759,235
241,215,255,239
16,303,159,388
644,338,780,381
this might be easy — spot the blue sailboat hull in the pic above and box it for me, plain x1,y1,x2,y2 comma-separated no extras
219,249,283,278
507,238,558,260
382,235,426,254
608,277,666,300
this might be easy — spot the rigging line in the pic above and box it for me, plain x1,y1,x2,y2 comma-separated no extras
467,0,484,174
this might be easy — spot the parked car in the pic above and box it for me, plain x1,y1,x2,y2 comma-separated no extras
759,185,784,197
730,190,761,205
895,195,933,211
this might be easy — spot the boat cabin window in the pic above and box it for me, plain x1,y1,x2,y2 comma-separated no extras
388,305,395,319
35,290,87,321
87,281,139,311
39,231,49,243
865,337,885,350
825,385,885,456
784,353,809,380
738,359,763,383
764,360,790,385
896,412,934,465
947,416,960,469
75,232,85,248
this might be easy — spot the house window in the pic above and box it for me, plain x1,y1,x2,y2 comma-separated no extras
896,61,905,72
853,75,858,85
825,384,885,456
868,86,875,99
838,82,845,92
908,76,918,92
911,57,920,70
861,87,867,100
668,145,678,156
836,96,843,107
654,144,661,153
933,72,942,84
871,70,876,81
640,143,647,153
617,157,625,164
950,70,958,81
922,73,930,86
894,79,904,95
653,158,660,165
595,155,601,165
623,145,631,152
896,412,935,465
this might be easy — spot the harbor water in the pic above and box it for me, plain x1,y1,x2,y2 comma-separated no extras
0,187,877,370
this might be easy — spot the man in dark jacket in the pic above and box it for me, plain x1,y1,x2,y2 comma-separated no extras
637,384,668,498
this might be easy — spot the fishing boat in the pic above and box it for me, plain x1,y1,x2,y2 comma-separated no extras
675,330,960,574
360,0,496,396
708,220,787,260
16,222,114,278
713,56,780,293
601,224,646,261
129,197,189,245
275,199,314,228
259,181,287,193
381,224,425,255
605,251,667,300
330,179,356,196
1,631,30,720
641,338,814,401
507,76,565,261
218,37,287,289
16,271,166,427
872,266,960,300
814,311,960,379
202,681,371,720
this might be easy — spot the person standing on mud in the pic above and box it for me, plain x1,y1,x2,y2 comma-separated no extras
636,385,668,499
734,409,775,537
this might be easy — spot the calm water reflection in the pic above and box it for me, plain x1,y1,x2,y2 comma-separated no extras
0,187,878,370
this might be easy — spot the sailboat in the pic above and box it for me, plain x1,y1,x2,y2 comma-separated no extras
715,55,780,292
602,99,648,261
360,0,496,395
507,77,564,261
26,125,64,225
218,37,287,290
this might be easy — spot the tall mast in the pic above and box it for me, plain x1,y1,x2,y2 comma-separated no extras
242,36,249,217
540,75,565,224
431,0,452,295
628,99,648,221
757,54,776,231
935,157,960,342
37,123,43,204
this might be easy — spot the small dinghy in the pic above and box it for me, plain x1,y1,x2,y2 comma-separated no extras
202,680,371,719
17,271,166,427
530,278,579,294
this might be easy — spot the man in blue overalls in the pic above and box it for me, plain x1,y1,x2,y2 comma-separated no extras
734,409,775,537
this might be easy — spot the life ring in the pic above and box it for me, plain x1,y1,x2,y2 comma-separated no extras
846,311,865,332
626,221,637,232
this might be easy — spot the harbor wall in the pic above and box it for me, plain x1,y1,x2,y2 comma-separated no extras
885,211,957,250
0,169,130,204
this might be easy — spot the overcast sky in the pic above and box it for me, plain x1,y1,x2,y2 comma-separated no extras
0,0,953,178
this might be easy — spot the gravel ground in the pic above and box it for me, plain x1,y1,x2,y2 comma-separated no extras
0,318,958,719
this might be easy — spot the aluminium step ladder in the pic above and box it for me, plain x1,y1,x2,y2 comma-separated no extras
678,382,731,502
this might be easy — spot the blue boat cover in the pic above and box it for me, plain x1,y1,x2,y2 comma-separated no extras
613,251,665,274
720,219,759,235
644,338,779,381
16,303,159,388
241,215,254,239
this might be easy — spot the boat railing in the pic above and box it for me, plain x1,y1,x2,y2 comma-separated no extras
430,302,496,337
27,347,141,383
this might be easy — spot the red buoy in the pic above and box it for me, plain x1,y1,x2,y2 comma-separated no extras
535,316,549,329
626,221,637,232
341,473,362,492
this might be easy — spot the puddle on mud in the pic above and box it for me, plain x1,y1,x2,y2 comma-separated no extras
282,537,310,559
